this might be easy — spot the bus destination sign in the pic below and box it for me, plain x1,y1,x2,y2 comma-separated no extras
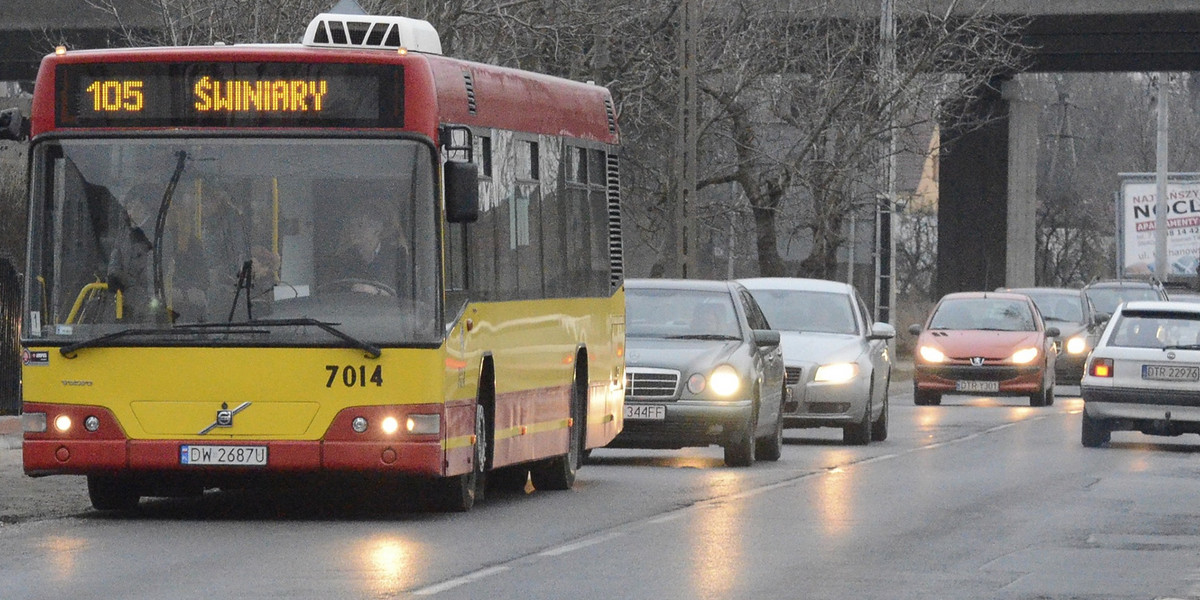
56,62,403,128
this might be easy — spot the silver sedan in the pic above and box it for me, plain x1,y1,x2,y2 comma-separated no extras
740,277,895,445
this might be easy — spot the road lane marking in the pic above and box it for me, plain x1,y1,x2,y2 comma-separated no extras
412,566,510,596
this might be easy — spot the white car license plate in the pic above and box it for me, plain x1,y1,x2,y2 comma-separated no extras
180,445,268,466
1142,364,1200,382
625,404,666,420
956,380,1000,393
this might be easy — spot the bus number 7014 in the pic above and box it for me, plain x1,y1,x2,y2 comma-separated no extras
326,365,383,388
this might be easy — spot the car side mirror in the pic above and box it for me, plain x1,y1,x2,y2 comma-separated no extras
868,322,896,340
1045,326,1060,338
753,329,780,347
907,324,922,335
444,161,479,223
1093,313,1111,327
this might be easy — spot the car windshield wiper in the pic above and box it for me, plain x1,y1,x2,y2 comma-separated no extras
1162,344,1200,351
59,318,380,359
664,334,741,341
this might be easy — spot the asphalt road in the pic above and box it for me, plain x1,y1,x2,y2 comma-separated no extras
3,381,1200,600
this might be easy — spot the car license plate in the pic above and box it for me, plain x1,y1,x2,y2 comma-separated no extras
625,404,666,420
1142,364,1200,382
956,380,1000,393
180,445,267,466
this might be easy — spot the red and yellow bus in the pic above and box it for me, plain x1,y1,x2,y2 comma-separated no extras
11,12,625,511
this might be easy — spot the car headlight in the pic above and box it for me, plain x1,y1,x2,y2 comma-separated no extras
1011,347,1039,364
814,362,859,384
1065,336,1087,355
709,364,741,397
918,345,945,363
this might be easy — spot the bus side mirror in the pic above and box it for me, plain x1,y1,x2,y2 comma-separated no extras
0,107,26,141
444,161,478,223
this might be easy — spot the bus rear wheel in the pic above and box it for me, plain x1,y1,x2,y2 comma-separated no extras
531,377,583,491
87,474,140,511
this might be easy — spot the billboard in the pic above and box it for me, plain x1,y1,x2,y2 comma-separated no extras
1118,174,1200,277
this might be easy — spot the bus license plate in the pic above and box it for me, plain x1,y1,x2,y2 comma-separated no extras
180,445,268,466
1142,364,1200,382
956,380,999,393
625,404,666,420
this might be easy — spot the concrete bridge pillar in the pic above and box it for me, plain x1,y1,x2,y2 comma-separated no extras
937,76,1042,297
1003,77,1039,289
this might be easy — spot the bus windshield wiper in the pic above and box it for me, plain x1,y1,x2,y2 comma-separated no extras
59,323,269,358
59,319,379,359
204,318,382,359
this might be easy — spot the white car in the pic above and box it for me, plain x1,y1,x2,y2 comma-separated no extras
1080,300,1200,447
739,277,895,445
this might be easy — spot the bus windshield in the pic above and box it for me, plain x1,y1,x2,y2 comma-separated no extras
26,137,442,347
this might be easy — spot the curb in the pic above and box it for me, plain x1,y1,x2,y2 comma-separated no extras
1,414,21,449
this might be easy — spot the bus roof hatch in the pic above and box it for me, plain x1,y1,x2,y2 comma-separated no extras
303,13,442,55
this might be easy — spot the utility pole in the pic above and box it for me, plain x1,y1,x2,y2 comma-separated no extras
875,0,896,323
675,0,699,278
1154,73,1170,279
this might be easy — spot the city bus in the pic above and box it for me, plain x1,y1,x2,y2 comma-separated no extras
8,12,625,512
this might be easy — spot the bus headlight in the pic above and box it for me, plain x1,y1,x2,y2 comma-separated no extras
381,416,400,435
54,415,72,433
1066,336,1087,355
814,362,859,384
709,365,741,397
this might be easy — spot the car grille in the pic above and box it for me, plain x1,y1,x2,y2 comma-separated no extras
922,365,1037,381
625,369,680,399
785,367,803,385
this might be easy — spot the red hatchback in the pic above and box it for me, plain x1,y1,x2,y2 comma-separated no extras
909,292,1060,406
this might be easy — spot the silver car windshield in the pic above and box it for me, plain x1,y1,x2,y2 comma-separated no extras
25,138,441,346
746,289,858,335
1024,292,1083,323
626,289,741,339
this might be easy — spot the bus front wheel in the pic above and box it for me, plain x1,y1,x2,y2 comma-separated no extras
87,474,140,511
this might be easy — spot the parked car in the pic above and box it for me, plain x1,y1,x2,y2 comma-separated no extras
909,291,1060,406
739,277,894,445
614,279,786,466
1000,287,1102,383
1080,300,1200,447
1081,278,1168,320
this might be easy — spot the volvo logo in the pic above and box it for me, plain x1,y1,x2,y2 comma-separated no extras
199,402,252,435
970,357,986,367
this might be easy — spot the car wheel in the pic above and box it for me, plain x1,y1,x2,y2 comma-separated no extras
843,397,872,445
755,399,784,462
1029,384,1049,407
724,407,757,467
914,384,940,406
1081,410,1111,448
871,391,889,442
87,474,140,511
